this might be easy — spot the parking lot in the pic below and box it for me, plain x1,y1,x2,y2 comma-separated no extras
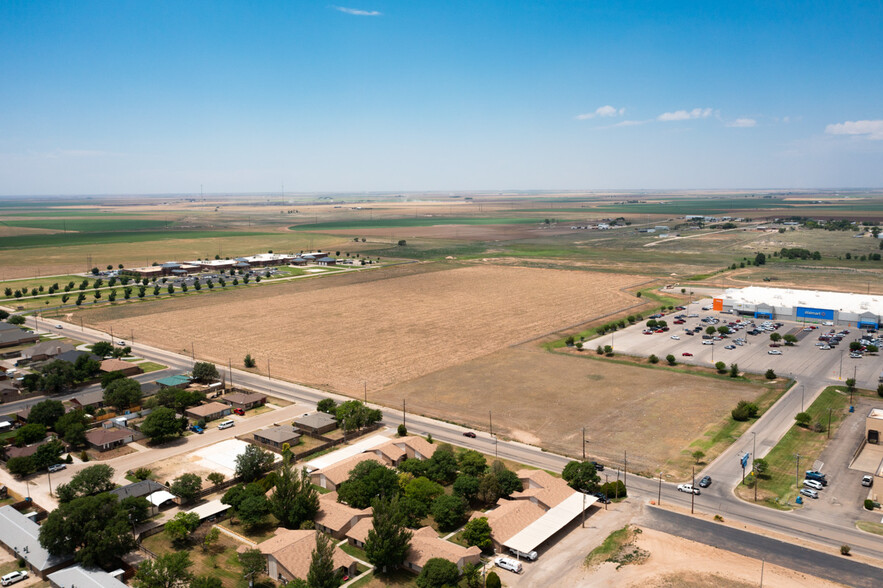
594,299,882,390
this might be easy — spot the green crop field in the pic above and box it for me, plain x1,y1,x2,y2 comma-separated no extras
3,218,173,232
0,230,272,250
289,216,549,231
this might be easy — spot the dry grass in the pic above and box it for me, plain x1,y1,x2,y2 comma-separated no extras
83,264,647,394
375,346,769,477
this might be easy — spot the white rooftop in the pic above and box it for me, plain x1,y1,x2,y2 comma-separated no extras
869,408,883,420
147,490,177,507
192,438,280,476
48,565,127,588
503,492,597,555
305,434,391,472
724,286,883,315
187,498,230,520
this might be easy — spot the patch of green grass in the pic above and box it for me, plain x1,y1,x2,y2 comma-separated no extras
4,218,173,232
134,361,167,373
0,230,271,251
585,525,647,568
856,521,883,536
748,386,849,508
339,541,368,561
290,217,547,231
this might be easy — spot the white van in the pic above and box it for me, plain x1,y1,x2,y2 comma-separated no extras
509,548,538,561
494,557,522,573
218,420,234,430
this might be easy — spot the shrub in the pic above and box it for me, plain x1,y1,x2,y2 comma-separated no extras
648,354,659,364
604,345,613,356
765,369,776,380
715,361,726,373
243,354,256,368
665,354,676,366
596,345,604,355
133,467,152,481
864,499,875,510
485,571,502,588
598,480,627,499
795,412,811,428
732,404,750,422
729,363,739,378
840,544,851,556
397,424,408,437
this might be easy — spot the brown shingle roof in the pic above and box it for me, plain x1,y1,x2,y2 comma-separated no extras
366,436,437,464
314,453,386,488
85,427,132,446
99,358,139,373
512,469,574,510
346,517,373,545
474,499,545,544
242,529,354,581
221,392,266,405
405,527,481,570
185,401,230,418
314,492,371,533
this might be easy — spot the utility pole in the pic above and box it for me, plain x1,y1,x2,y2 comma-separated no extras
752,431,758,502
402,399,406,428
760,559,765,588
228,359,233,389
657,472,662,505
800,385,805,412
191,342,195,363
691,466,695,514
623,450,627,490
605,474,609,509
267,359,271,380
364,381,367,403
489,411,493,436
47,468,53,496
795,454,801,489
582,427,585,461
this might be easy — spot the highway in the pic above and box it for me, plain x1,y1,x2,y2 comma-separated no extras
17,315,883,564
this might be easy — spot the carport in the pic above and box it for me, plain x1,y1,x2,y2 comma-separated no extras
503,493,597,558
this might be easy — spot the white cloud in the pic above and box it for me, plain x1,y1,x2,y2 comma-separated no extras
576,105,625,120
657,108,713,122
332,6,381,16
825,120,883,141
727,118,756,128
612,119,649,127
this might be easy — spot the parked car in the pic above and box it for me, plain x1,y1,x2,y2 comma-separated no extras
724,345,735,350
463,431,476,438
189,425,204,434
593,462,604,471
233,408,245,416
698,475,712,488
55,324,63,329
677,484,700,495
862,475,874,487
799,488,819,499
803,479,823,491
494,557,523,573
670,335,680,340
768,350,782,355
509,548,538,561
682,352,693,356
47,463,66,473
805,470,828,485
1,571,28,586
702,341,714,346
593,492,611,504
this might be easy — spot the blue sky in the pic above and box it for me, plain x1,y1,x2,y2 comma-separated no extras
1,1,882,194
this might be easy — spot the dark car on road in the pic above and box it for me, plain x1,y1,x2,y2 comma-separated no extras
698,475,712,488
463,431,476,438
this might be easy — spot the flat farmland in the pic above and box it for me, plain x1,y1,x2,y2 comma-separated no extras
374,346,769,478
83,264,647,394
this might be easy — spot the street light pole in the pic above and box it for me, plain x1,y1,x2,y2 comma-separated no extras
752,431,757,502
801,385,805,412
691,466,695,514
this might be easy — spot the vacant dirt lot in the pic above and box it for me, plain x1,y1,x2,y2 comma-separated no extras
375,347,766,476
85,264,646,394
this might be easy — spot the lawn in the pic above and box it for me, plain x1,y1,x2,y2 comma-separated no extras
142,531,249,587
131,361,167,373
737,386,849,508
348,568,418,588
218,516,279,543
856,521,883,536
339,541,368,561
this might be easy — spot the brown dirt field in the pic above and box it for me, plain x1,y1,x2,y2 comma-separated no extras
577,528,846,588
83,263,647,395
319,223,576,241
375,347,766,476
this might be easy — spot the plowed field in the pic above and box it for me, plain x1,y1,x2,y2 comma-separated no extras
85,264,647,394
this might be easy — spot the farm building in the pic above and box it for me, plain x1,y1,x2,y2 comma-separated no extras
240,529,357,584
717,286,883,328
99,358,143,377
314,492,371,538
0,505,73,579
293,412,337,435
48,565,127,588
253,426,301,450
185,401,231,422
85,427,134,451
219,391,266,410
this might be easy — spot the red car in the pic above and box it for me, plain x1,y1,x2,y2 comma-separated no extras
674,320,685,324
233,408,245,416
682,352,693,356
463,431,476,438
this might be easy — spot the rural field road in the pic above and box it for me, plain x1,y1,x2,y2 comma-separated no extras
14,315,883,563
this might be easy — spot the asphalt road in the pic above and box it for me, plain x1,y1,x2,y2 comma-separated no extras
640,507,882,588
16,314,883,563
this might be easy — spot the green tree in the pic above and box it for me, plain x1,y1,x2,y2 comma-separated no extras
457,450,488,478
404,477,444,518
729,363,740,378
461,517,493,551
491,461,522,497
192,362,219,383
134,551,194,588
191,576,223,588
692,450,706,464
235,444,275,483
238,548,266,583
55,464,115,502
170,473,203,504
425,443,459,484
462,562,482,588
26,400,65,429
32,439,65,470
753,458,769,477
15,423,47,446
666,354,677,366
477,474,502,505
715,361,726,373
8,314,25,325
6,456,35,476
765,368,776,380
316,398,337,414
431,494,467,531
165,511,201,545
120,496,152,525
452,474,481,502
365,495,412,573
100,370,127,389
271,456,320,529
706,326,716,335
338,460,400,509
92,341,114,357
769,332,782,343
562,460,601,493
207,472,225,486
39,493,136,567
795,412,812,427
141,407,183,443
244,354,256,368
55,409,89,447
201,527,220,552
486,571,502,588
103,378,143,411
307,531,340,588
416,558,460,588
783,334,798,345
238,493,271,530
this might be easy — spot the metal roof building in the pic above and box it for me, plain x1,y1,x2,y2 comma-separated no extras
503,493,597,555
719,286,883,328
47,565,127,588
0,505,73,578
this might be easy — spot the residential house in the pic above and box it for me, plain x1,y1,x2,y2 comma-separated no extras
0,328,40,349
310,453,385,491
0,505,73,579
347,524,480,574
156,374,191,389
313,492,371,539
69,389,105,411
219,392,266,410
241,529,357,584
55,350,101,365
0,380,19,402
48,565,127,588
510,470,575,510
19,341,74,363
293,412,337,435
471,498,546,552
109,480,165,500
3,439,54,462
85,427,134,452
253,426,301,450
184,401,231,422
99,358,143,377
364,436,437,467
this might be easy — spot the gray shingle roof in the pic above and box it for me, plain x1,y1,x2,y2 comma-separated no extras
109,480,165,500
